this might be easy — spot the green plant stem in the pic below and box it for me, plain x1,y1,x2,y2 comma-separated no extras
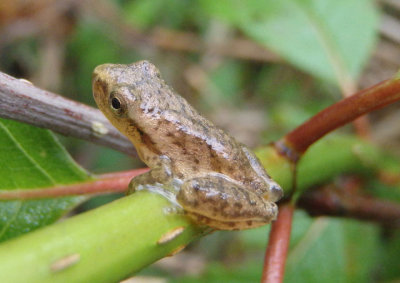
0,134,397,283
259,135,388,196
0,191,202,283
261,134,400,220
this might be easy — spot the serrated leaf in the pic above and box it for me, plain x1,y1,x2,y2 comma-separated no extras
0,119,90,242
202,0,379,84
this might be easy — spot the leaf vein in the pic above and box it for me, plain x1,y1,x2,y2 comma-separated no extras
0,201,22,239
0,121,56,185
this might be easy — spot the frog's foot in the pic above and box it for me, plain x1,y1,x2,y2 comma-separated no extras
128,159,174,194
128,170,155,194
176,176,278,230
128,167,182,208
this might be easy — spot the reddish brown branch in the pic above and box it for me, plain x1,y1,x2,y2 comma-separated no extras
298,184,400,227
0,168,149,200
262,203,294,283
276,77,400,162
335,72,372,139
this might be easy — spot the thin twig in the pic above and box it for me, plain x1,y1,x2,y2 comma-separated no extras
0,168,149,200
262,203,294,283
0,71,137,156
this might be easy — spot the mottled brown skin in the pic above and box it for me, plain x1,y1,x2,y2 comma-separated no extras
92,61,283,230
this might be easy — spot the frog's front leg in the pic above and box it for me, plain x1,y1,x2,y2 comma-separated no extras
128,155,174,194
176,175,278,230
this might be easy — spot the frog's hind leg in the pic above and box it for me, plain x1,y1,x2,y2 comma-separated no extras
177,176,278,230
241,145,283,202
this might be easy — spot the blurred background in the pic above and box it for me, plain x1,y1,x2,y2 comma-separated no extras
1,0,400,282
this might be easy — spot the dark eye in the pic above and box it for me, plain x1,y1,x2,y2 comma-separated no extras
111,97,121,110
109,91,127,117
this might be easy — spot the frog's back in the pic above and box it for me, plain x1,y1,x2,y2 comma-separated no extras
138,81,260,183
114,61,264,183
138,79,243,164
125,61,239,159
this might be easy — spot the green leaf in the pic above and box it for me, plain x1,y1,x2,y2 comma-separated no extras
285,211,379,283
0,119,90,242
202,0,379,84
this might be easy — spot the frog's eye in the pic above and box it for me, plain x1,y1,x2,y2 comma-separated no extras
109,92,126,116
111,97,121,110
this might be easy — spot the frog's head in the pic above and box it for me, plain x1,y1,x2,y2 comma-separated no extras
92,60,162,139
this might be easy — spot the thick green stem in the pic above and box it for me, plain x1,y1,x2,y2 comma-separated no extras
0,134,398,283
0,191,202,283
257,134,393,197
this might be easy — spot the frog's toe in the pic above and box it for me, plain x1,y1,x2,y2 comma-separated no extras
266,182,283,202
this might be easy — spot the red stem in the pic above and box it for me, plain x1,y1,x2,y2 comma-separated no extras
261,203,295,283
0,168,149,200
276,77,400,161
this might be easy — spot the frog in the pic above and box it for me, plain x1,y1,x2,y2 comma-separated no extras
92,60,283,230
